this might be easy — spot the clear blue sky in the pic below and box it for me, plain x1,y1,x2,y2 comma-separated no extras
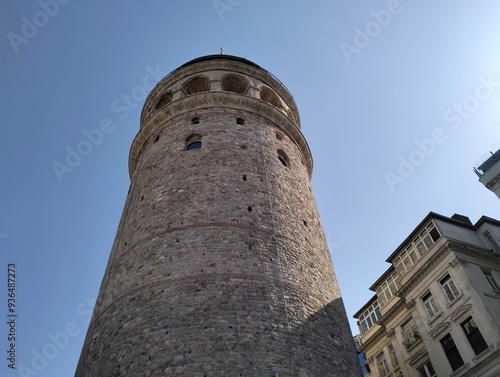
1,1,499,376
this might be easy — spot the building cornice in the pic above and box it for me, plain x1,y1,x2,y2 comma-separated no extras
395,239,498,297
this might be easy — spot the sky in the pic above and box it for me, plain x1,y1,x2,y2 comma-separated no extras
1,1,500,376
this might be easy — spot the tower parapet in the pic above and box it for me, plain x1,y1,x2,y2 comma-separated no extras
130,55,311,179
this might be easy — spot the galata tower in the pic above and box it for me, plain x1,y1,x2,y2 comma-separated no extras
75,54,361,377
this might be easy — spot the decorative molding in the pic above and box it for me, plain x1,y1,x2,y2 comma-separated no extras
387,328,395,338
405,299,416,310
396,240,500,298
449,256,469,268
408,349,428,366
429,321,451,340
450,304,472,323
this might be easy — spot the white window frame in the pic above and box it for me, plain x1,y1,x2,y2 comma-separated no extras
376,351,390,376
359,300,382,333
417,360,436,377
484,231,500,252
376,272,399,307
482,269,500,291
388,343,399,367
401,318,420,347
440,274,460,304
422,292,440,320
393,222,441,278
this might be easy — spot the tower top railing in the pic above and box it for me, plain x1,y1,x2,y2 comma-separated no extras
473,143,500,177
140,54,299,121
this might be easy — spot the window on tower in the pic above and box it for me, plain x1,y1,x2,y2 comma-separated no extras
222,74,250,94
183,76,210,95
260,86,282,109
185,134,202,151
154,91,173,110
277,149,290,168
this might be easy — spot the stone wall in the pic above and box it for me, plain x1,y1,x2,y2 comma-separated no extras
75,56,361,377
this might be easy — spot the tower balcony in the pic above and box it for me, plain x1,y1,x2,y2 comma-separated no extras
474,146,500,198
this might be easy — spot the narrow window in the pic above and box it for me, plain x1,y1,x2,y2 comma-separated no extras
482,269,500,291
429,227,441,242
417,361,436,377
247,206,252,212
185,133,202,151
388,343,399,366
401,318,419,348
484,231,500,251
461,316,489,355
277,149,290,168
440,274,460,303
303,220,307,227
191,117,200,125
422,292,440,320
154,135,160,143
242,175,247,181
376,352,390,376
440,334,464,371
275,131,284,141
236,117,245,125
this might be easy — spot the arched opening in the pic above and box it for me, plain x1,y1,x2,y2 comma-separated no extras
154,91,172,110
183,76,210,95
222,74,250,94
260,86,282,109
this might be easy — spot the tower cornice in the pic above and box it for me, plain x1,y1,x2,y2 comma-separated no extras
130,91,313,179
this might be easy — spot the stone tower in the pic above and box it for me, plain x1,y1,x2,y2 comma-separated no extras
75,55,361,376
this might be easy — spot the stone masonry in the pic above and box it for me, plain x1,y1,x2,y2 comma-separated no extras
75,55,362,376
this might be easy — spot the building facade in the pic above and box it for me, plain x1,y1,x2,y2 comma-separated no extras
474,148,500,199
75,55,361,376
354,213,500,377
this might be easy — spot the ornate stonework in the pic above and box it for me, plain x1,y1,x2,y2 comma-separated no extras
449,256,469,268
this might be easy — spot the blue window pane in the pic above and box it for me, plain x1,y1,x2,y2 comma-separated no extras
186,141,202,150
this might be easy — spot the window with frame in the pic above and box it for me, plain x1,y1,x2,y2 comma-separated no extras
394,222,441,277
388,343,399,367
484,231,500,252
440,334,464,371
376,271,399,307
417,361,436,377
401,318,420,348
482,269,500,291
376,351,390,376
415,222,441,255
422,292,440,320
359,300,382,333
185,134,202,151
461,316,488,355
440,274,460,303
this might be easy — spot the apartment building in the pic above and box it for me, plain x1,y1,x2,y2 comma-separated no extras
354,212,500,377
